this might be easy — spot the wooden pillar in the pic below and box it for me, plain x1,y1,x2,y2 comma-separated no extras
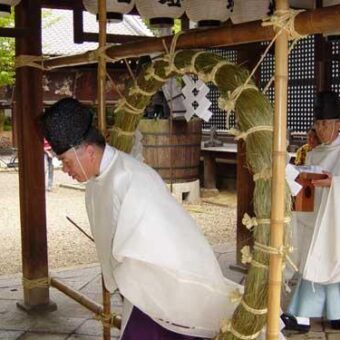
11,102,17,147
315,34,332,92
181,15,190,31
267,0,289,338
236,140,254,264
203,153,217,190
314,0,332,93
15,0,54,311
235,44,261,264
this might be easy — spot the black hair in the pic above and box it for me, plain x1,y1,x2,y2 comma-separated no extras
81,127,106,150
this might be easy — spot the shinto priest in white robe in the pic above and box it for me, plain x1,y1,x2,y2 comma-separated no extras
288,135,340,318
85,144,240,338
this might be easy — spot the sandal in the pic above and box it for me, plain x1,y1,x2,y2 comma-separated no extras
281,313,311,333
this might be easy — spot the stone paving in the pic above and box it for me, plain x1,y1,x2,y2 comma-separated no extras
1,244,340,339
0,264,121,339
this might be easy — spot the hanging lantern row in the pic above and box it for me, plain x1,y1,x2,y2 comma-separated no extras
83,0,135,23
82,0,340,27
136,0,269,28
0,0,20,17
82,0,273,27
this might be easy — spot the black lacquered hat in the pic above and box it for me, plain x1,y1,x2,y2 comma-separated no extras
40,97,93,155
314,91,340,121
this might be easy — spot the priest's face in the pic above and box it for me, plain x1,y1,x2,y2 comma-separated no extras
307,130,319,149
315,119,340,145
58,145,95,182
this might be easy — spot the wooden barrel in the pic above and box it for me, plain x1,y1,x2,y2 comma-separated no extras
138,118,202,183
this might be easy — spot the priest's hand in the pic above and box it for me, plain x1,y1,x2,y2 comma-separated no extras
312,171,332,187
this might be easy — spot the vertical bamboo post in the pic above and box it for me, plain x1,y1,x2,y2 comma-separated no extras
266,0,289,339
97,1,110,339
97,0,107,134
102,277,111,339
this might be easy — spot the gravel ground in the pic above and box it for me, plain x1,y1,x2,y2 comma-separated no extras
0,168,236,276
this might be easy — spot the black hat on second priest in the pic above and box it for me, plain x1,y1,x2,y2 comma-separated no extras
40,97,93,155
314,91,340,121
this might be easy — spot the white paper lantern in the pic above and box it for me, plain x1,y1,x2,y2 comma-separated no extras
0,0,20,17
185,0,231,27
136,0,186,27
83,0,135,23
230,0,271,25
289,0,315,9
323,0,340,6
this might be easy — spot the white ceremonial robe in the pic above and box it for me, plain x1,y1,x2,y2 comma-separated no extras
293,136,340,284
85,145,240,338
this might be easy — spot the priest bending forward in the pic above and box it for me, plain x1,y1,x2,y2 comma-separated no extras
282,91,340,332
40,97,239,340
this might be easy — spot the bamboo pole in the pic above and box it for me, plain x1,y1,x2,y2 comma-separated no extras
66,216,95,242
50,277,103,314
65,216,117,339
97,0,107,134
50,277,122,330
266,0,289,339
102,278,111,339
97,2,110,339
43,5,340,70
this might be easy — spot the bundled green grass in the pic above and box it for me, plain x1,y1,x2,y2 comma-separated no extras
111,50,292,339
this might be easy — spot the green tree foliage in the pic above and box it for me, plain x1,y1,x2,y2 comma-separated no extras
0,9,59,87
0,13,15,87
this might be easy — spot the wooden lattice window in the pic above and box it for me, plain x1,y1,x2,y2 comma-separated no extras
202,36,317,133
331,39,340,96
260,35,316,133
202,48,238,131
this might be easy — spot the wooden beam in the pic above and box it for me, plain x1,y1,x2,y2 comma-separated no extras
44,5,340,69
82,32,152,44
0,27,27,38
15,0,53,310
41,0,85,10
